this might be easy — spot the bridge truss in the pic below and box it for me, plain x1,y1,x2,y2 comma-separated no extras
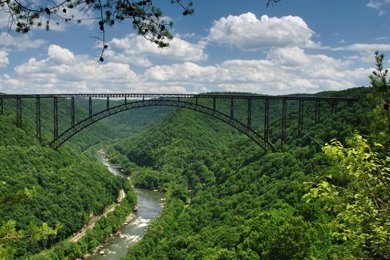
0,93,357,151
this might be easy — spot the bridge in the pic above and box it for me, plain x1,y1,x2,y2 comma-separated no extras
0,93,357,151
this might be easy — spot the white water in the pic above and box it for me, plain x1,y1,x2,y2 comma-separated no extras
87,151,164,260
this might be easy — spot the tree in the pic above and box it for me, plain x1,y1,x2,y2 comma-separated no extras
369,51,390,131
0,0,281,61
303,135,389,258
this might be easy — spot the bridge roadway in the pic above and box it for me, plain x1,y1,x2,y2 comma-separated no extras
1,93,356,102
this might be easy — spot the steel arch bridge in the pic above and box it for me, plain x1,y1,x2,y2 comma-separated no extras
0,93,357,151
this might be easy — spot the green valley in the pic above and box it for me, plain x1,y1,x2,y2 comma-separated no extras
0,67,389,259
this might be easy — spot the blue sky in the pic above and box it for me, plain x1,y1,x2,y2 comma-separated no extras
0,0,389,94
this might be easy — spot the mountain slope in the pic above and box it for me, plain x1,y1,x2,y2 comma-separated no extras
105,87,388,259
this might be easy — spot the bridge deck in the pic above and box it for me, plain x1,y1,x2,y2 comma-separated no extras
0,93,358,102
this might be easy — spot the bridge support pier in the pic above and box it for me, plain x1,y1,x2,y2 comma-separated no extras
281,98,287,147
315,99,321,124
298,99,304,135
88,96,92,117
332,100,337,114
54,97,58,139
264,98,270,143
106,96,110,110
71,97,76,127
36,97,41,142
230,97,234,118
247,98,252,128
16,97,22,127
0,97,3,115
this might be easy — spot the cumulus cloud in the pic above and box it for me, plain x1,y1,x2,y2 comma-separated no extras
0,50,9,67
0,44,198,94
334,43,390,52
1,45,140,93
107,34,207,66
329,43,390,64
48,45,75,63
0,33,45,50
207,13,317,50
0,43,372,95
143,47,370,94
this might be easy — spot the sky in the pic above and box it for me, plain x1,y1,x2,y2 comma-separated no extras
0,0,389,94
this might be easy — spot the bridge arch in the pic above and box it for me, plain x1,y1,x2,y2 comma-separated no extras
50,99,276,151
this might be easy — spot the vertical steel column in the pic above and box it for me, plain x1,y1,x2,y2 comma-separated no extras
0,97,3,115
298,99,304,134
331,100,337,114
213,96,216,111
106,96,110,109
230,97,234,118
16,97,22,127
124,96,127,104
247,98,252,128
315,99,320,124
281,98,287,146
71,97,76,127
36,97,41,142
88,96,92,117
54,97,58,140
264,97,270,143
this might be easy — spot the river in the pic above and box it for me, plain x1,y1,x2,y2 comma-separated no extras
87,150,165,260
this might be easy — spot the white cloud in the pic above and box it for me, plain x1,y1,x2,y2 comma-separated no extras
207,13,317,50
367,0,390,15
107,34,207,66
266,47,310,66
2,45,139,93
142,47,370,94
0,50,9,67
0,44,193,94
48,45,75,63
0,50,9,68
0,32,45,50
334,43,390,52
0,43,373,95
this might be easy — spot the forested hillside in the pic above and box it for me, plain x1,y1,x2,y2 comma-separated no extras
106,86,389,259
1,66,388,259
0,114,133,258
0,98,173,258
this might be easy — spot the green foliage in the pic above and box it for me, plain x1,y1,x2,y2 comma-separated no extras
0,114,130,258
368,51,390,144
36,190,136,259
304,134,389,258
1,80,387,259
370,51,390,108
110,86,387,259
